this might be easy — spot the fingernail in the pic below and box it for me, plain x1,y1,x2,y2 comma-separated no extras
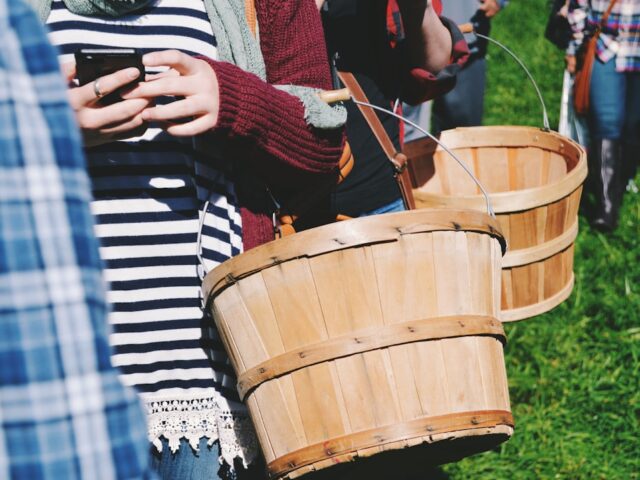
128,68,140,79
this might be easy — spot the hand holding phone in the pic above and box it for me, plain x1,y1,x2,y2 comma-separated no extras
63,50,151,147
121,49,221,137
75,48,145,104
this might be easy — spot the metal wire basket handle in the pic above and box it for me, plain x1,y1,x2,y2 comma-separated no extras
459,22,551,130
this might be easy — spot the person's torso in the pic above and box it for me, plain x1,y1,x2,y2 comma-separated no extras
322,0,403,215
46,0,244,404
587,0,640,72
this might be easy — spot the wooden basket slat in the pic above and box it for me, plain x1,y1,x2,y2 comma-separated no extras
443,148,478,195
309,247,385,338
411,340,451,416
246,394,277,461
252,379,307,458
444,336,491,412
333,356,376,433
545,196,569,241
476,147,510,193
237,274,286,359
327,361,353,433
548,151,570,183
501,269,514,312
469,233,498,314
263,260,329,350
292,364,345,445
210,290,247,372
362,350,404,426
514,147,544,190
474,338,500,410
387,345,424,419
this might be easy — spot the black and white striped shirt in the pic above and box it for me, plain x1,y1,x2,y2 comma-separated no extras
47,0,257,465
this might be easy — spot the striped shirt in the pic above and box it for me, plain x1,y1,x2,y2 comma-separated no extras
46,0,258,466
568,0,640,72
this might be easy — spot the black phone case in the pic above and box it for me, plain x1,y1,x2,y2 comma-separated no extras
75,49,144,104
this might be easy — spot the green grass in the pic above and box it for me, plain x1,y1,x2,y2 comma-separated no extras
440,1,640,478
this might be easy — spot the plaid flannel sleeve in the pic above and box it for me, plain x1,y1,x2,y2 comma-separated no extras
0,1,154,479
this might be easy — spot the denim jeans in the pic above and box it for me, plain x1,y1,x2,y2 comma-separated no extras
589,57,640,142
360,197,406,217
150,438,265,480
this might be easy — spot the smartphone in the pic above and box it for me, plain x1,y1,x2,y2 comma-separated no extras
75,48,144,104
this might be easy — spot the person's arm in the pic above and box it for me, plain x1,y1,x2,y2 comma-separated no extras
126,0,343,183
213,0,343,180
566,0,589,73
396,0,452,73
398,15,470,105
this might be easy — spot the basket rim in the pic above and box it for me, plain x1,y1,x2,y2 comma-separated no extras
409,126,588,213
202,208,505,301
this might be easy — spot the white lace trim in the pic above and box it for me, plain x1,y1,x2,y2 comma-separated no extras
146,394,260,468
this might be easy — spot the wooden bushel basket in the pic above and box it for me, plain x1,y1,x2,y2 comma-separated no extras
405,126,587,322
203,209,514,479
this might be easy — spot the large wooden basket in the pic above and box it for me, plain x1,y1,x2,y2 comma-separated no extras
405,127,587,322
203,209,514,479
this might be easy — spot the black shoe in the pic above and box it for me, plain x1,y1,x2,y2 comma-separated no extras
588,138,624,232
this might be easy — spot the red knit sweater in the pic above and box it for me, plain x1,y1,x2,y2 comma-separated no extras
204,0,344,251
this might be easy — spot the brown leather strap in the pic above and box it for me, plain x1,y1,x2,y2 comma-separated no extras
599,0,619,32
236,315,504,400
338,71,416,210
267,410,514,477
587,0,619,58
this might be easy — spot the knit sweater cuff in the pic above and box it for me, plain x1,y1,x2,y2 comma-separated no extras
203,58,342,176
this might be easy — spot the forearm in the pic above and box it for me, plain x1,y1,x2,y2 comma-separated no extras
398,2,452,73
400,16,469,105
208,59,342,177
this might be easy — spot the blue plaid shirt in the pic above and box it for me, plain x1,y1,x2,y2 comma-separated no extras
0,1,154,478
